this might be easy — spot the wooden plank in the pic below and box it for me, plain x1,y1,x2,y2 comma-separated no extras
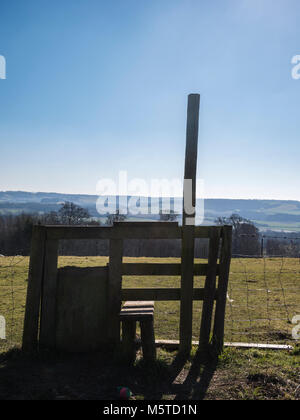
121,288,212,301
108,238,123,347
122,263,216,276
155,340,293,351
180,94,200,355
114,221,179,228
22,226,46,353
199,228,221,349
57,266,108,279
120,301,154,320
121,301,155,309
213,225,233,353
45,224,219,241
46,224,181,240
39,239,59,350
224,342,294,350
56,266,108,352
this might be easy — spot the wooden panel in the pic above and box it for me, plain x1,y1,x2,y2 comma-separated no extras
121,301,155,309
122,262,216,276
121,288,211,301
56,266,108,352
39,239,59,350
180,94,200,355
114,222,178,228
22,226,46,353
213,225,233,353
108,238,123,347
199,228,221,349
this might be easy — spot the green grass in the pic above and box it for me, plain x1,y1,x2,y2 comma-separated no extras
0,256,299,350
0,345,299,400
0,256,299,400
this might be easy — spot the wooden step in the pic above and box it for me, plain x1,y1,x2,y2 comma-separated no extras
120,301,154,321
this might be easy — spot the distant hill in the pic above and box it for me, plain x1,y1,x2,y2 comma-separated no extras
1,191,300,232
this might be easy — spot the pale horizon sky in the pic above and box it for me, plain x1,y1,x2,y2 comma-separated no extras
1,0,300,201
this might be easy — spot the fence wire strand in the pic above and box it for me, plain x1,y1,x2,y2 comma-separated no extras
0,242,300,350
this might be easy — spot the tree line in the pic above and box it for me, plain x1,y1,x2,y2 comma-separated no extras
0,203,299,257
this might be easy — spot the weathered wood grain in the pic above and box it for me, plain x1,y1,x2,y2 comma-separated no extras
22,226,46,353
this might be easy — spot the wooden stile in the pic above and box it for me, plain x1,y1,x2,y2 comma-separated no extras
45,224,219,240
22,94,233,357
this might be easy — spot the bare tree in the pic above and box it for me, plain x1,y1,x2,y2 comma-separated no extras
105,210,127,226
216,213,260,256
58,202,90,225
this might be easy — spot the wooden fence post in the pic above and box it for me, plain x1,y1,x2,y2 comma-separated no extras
108,237,123,348
39,238,59,350
199,228,221,349
179,93,200,354
213,225,232,353
22,226,46,353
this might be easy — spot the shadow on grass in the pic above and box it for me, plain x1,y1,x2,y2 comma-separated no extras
0,347,218,400
173,349,218,400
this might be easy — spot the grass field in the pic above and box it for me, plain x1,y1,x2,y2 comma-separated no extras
1,256,299,348
0,256,299,400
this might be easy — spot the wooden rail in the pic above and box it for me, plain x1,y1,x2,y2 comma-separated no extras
122,263,219,276
44,223,221,240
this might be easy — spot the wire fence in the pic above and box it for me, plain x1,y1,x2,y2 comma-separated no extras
224,254,300,346
0,242,299,352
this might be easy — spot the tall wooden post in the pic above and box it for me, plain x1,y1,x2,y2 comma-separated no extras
179,94,200,354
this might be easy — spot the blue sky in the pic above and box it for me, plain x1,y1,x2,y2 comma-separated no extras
0,0,299,200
